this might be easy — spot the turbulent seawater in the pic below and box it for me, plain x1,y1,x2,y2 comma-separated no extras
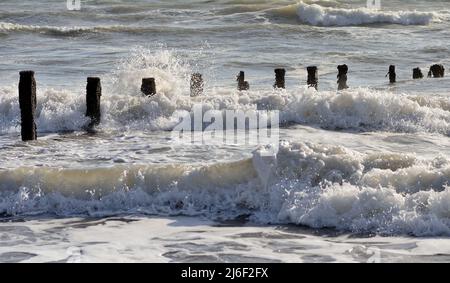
1,0,450,262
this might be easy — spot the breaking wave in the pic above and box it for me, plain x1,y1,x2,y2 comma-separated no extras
296,2,438,26
0,141,449,236
0,22,208,36
0,47,449,136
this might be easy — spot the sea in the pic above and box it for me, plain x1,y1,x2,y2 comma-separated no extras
0,0,450,263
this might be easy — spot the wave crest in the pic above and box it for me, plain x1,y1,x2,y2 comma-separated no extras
1,142,450,236
296,2,437,26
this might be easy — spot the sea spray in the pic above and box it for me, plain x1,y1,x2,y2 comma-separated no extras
1,83,450,136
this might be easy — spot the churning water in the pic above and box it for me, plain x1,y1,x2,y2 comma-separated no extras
0,0,450,262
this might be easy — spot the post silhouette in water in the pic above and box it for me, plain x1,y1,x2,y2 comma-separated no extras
86,77,102,127
237,71,249,91
141,78,156,96
337,64,349,90
18,71,37,141
428,64,445,78
307,66,318,90
274,68,286,89
190,73,204,97
413,68,423,79
386,65,396,84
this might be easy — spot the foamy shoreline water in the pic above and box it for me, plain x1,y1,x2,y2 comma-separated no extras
2,216,450,263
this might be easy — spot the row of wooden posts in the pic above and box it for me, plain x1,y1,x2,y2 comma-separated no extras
17,63,446,141
238,64,446,91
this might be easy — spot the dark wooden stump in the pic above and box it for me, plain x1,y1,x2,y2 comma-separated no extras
307,66,318,90
86,77,102,127
387,65,396,84
141,78,156,96
190,73,204,97
413,68,423,79
337,65,349,90
237,71,249,91
428,64,445,78
18,71,37,141
274,68,286,89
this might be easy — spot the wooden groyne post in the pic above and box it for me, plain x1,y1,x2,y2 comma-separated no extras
413,68,423,79
337,65,349,90
387,65,396,84
307,66,318,90
18,71,37,141
274,68,286,89
86,77,102,127
237,71,249,91
190,73,204,97
141,78,156,96
428,64,445,78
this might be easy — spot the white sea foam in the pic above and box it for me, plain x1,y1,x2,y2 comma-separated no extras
296,2,437,26
1,47,449,135
0,141,449,236
2,83,449,135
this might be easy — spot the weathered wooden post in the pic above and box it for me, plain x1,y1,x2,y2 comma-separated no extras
190,73,204,97
237,71,249,91
307,66,318,90
141,78,156,96
274,68,285,89
337,65,349,90
86,77,102,127
19,71,37,141
387,65,396,84
428,64,445,78
413,68,424,79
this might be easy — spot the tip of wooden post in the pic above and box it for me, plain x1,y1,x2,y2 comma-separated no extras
274,68,286,89
190,73,204,97
20,70,35,77
142,77,155,82
338,64,348,73
413,67,423,79
87,77,101,83
237,72,249,91
192,73,202,79
429,64,445,78
141,78,156,96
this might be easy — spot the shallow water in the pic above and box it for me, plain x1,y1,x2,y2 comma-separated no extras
1,0,450,262
2,216,450,263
